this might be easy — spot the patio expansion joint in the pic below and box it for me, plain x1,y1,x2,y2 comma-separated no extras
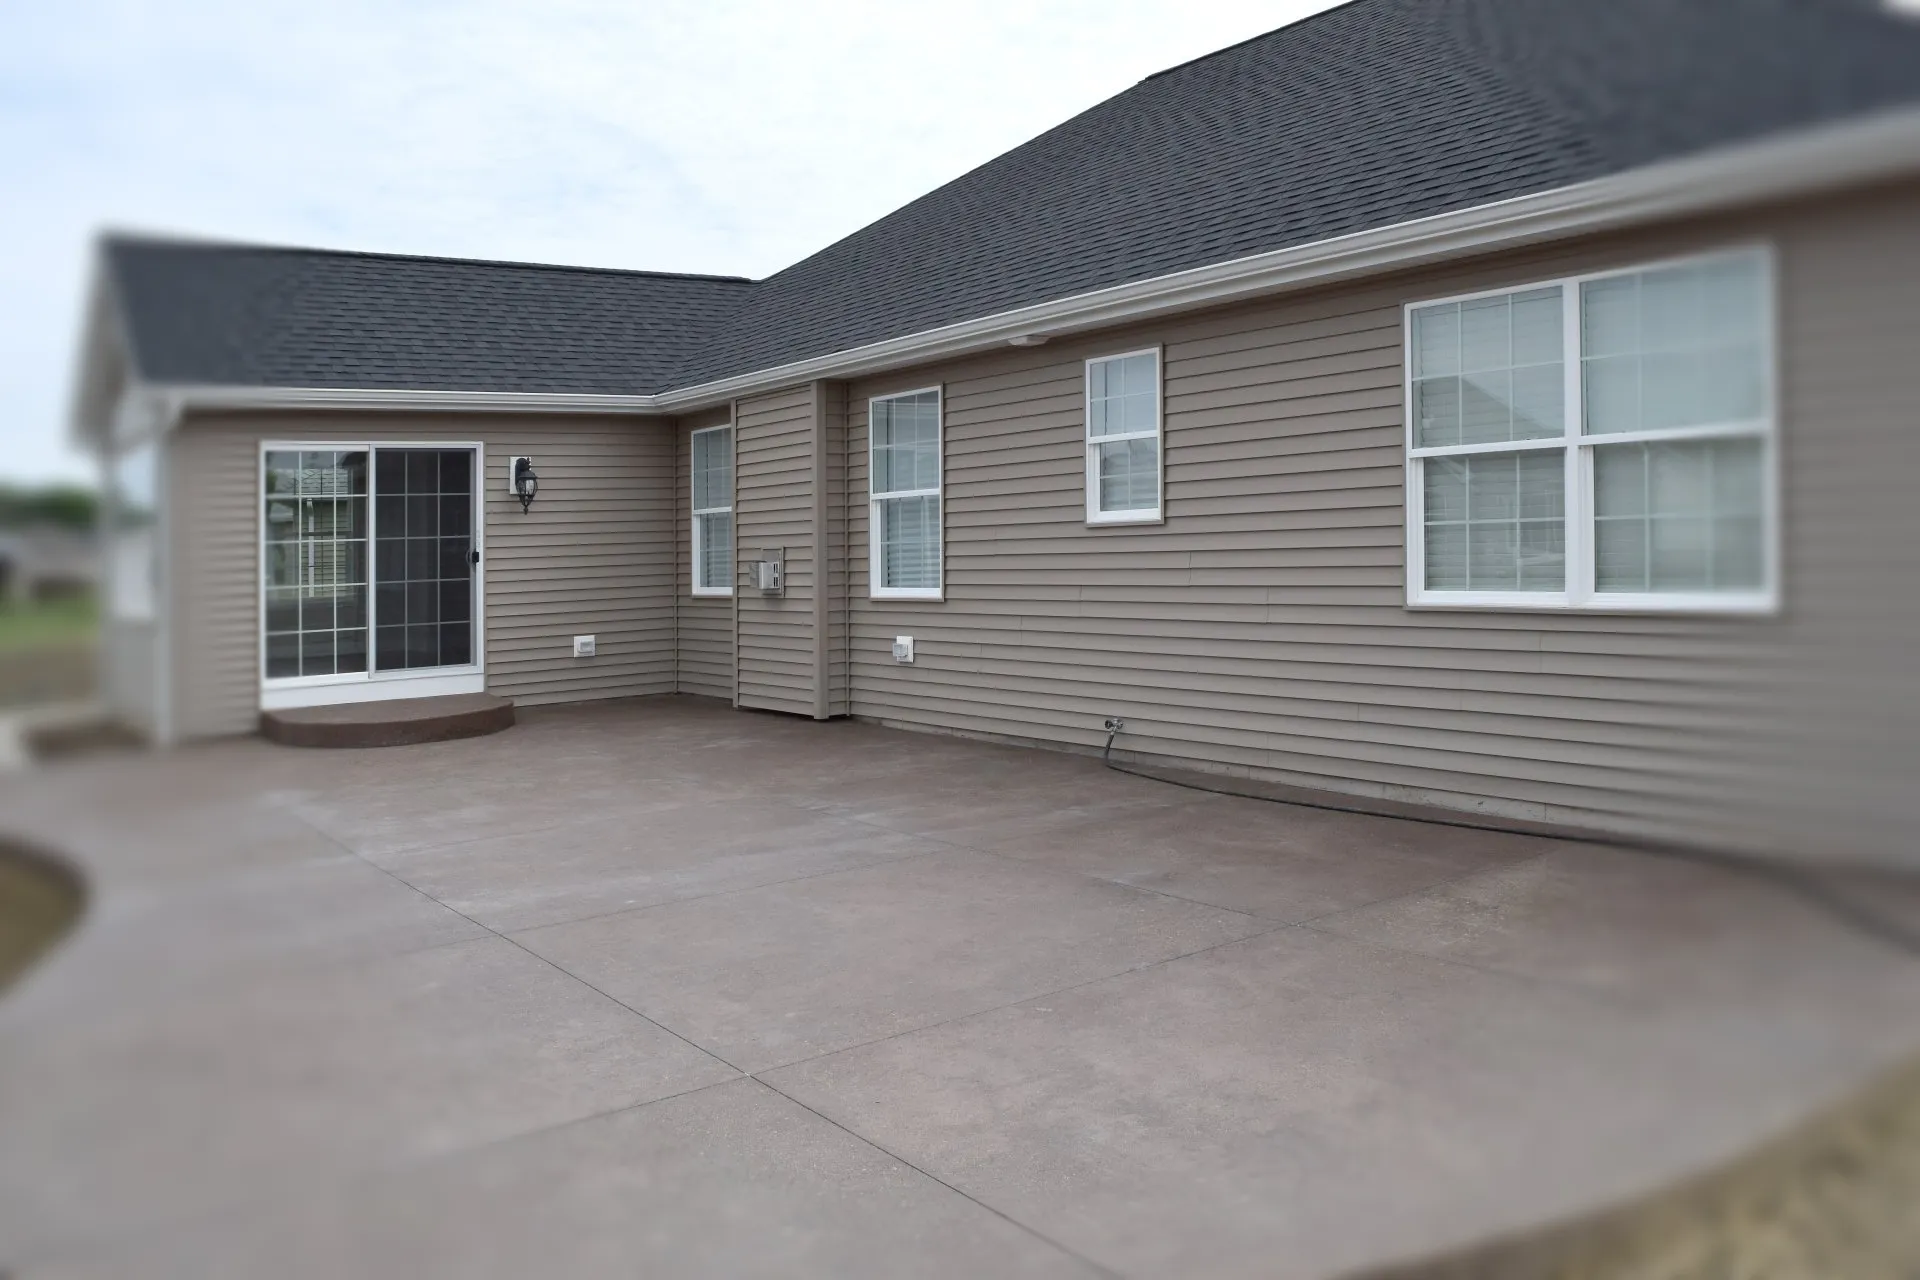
265,817,1127,1276
283,808,753,1077
745,1073,1127,1280
743,919,1297,1078
491,845,951,936
9,1072,762,1278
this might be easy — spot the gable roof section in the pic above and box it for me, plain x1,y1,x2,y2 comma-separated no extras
678,0,1920,386
97,0,1920,409
105,238,752,395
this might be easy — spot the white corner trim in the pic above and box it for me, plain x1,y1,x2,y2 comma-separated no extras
130,104,1920,428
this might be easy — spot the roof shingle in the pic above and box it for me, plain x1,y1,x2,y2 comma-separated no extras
105,0,1920,398
106,240,752,395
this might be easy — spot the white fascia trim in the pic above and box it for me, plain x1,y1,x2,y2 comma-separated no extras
157,385,658,415
145,105,1920,428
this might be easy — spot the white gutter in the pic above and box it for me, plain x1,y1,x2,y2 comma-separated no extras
156,103,1920,422
151,384,659,417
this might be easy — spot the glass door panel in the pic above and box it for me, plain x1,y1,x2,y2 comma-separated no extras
262,450,369,678
373,448,475,671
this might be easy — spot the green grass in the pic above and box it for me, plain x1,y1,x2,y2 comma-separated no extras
0,596,98,654
0,846,83,992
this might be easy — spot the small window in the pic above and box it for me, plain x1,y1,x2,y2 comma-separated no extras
869,387,942,599
1085,348,1163,523
690,425,733,596
1406,249,1774,612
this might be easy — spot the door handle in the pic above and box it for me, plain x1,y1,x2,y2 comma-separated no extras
470,548,481,566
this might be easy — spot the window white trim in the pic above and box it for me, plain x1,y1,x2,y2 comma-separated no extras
1084,346,1165,526
1403,246,1779,615
689,423,734,597
868,385,944,601
257,440,487,707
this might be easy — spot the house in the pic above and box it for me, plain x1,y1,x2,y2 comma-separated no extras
0,530,97,605
68,0,1920,866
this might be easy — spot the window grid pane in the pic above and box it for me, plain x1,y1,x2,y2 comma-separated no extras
263,450,369,679
696,511,732,590
872,392,940,496
878,494,940,590
1097,438,1159,512
1089,353,1158,439
1411,288,1563,448
1423,451,1565,592
692,427,732,513
1594,438,1764,593
1581,258,1766,436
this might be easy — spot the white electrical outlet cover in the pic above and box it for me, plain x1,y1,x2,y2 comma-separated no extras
892,635,914,663
573,634,596,657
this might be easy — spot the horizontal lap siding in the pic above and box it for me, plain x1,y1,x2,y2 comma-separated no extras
848,182,1920,862
482,422,675,706
675,410,735,699
168,411,677,738
734,386,817,716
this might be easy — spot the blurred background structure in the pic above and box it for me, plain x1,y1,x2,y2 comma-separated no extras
0,484,99,717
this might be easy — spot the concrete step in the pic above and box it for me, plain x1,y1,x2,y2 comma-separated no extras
260,693,514,749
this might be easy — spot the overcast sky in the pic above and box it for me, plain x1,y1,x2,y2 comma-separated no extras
0,0,1340,486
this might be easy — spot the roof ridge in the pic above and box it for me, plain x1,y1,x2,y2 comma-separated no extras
1141,0,1367,82
101,231,755,285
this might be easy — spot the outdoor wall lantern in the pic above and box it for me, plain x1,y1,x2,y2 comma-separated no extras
511,456,539,513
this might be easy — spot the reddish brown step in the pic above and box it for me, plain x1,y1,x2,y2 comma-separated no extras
260,693,514,749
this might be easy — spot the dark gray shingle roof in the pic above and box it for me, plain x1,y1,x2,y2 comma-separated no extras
105,239,752,395
105,0,1920,398
678,0,1920,386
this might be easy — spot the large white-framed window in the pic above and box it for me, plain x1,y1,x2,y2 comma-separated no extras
1085,347,1164,525
869,386,943,600
690,424,734,597
1405,247,1776,613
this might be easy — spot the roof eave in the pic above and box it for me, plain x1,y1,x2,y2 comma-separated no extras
152,385,665,417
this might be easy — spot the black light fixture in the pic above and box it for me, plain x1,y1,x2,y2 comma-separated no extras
512,456,539,513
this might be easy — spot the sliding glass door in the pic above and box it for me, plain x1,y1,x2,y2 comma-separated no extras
373,449,474,672
262,443,482,704
264,449,370,679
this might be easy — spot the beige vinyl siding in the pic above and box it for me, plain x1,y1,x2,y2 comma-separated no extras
167,410,676,739
674,408,735,699
846,180,1920,863
733,386,816,715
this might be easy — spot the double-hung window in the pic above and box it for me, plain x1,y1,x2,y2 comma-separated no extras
869,387,943,599
1406,248,1775,611
690,425,733,596
1086,348,1163,523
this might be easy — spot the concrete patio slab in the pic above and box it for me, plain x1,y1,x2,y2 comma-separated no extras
368,800,953,934
3,695,1915,1278
1314,842,1920,1011
762,925,1914,1280
2,935,738,1262
939,789,1551,923
513,848,1273,1073
38,1078,1101,1280
2,852,487,1024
